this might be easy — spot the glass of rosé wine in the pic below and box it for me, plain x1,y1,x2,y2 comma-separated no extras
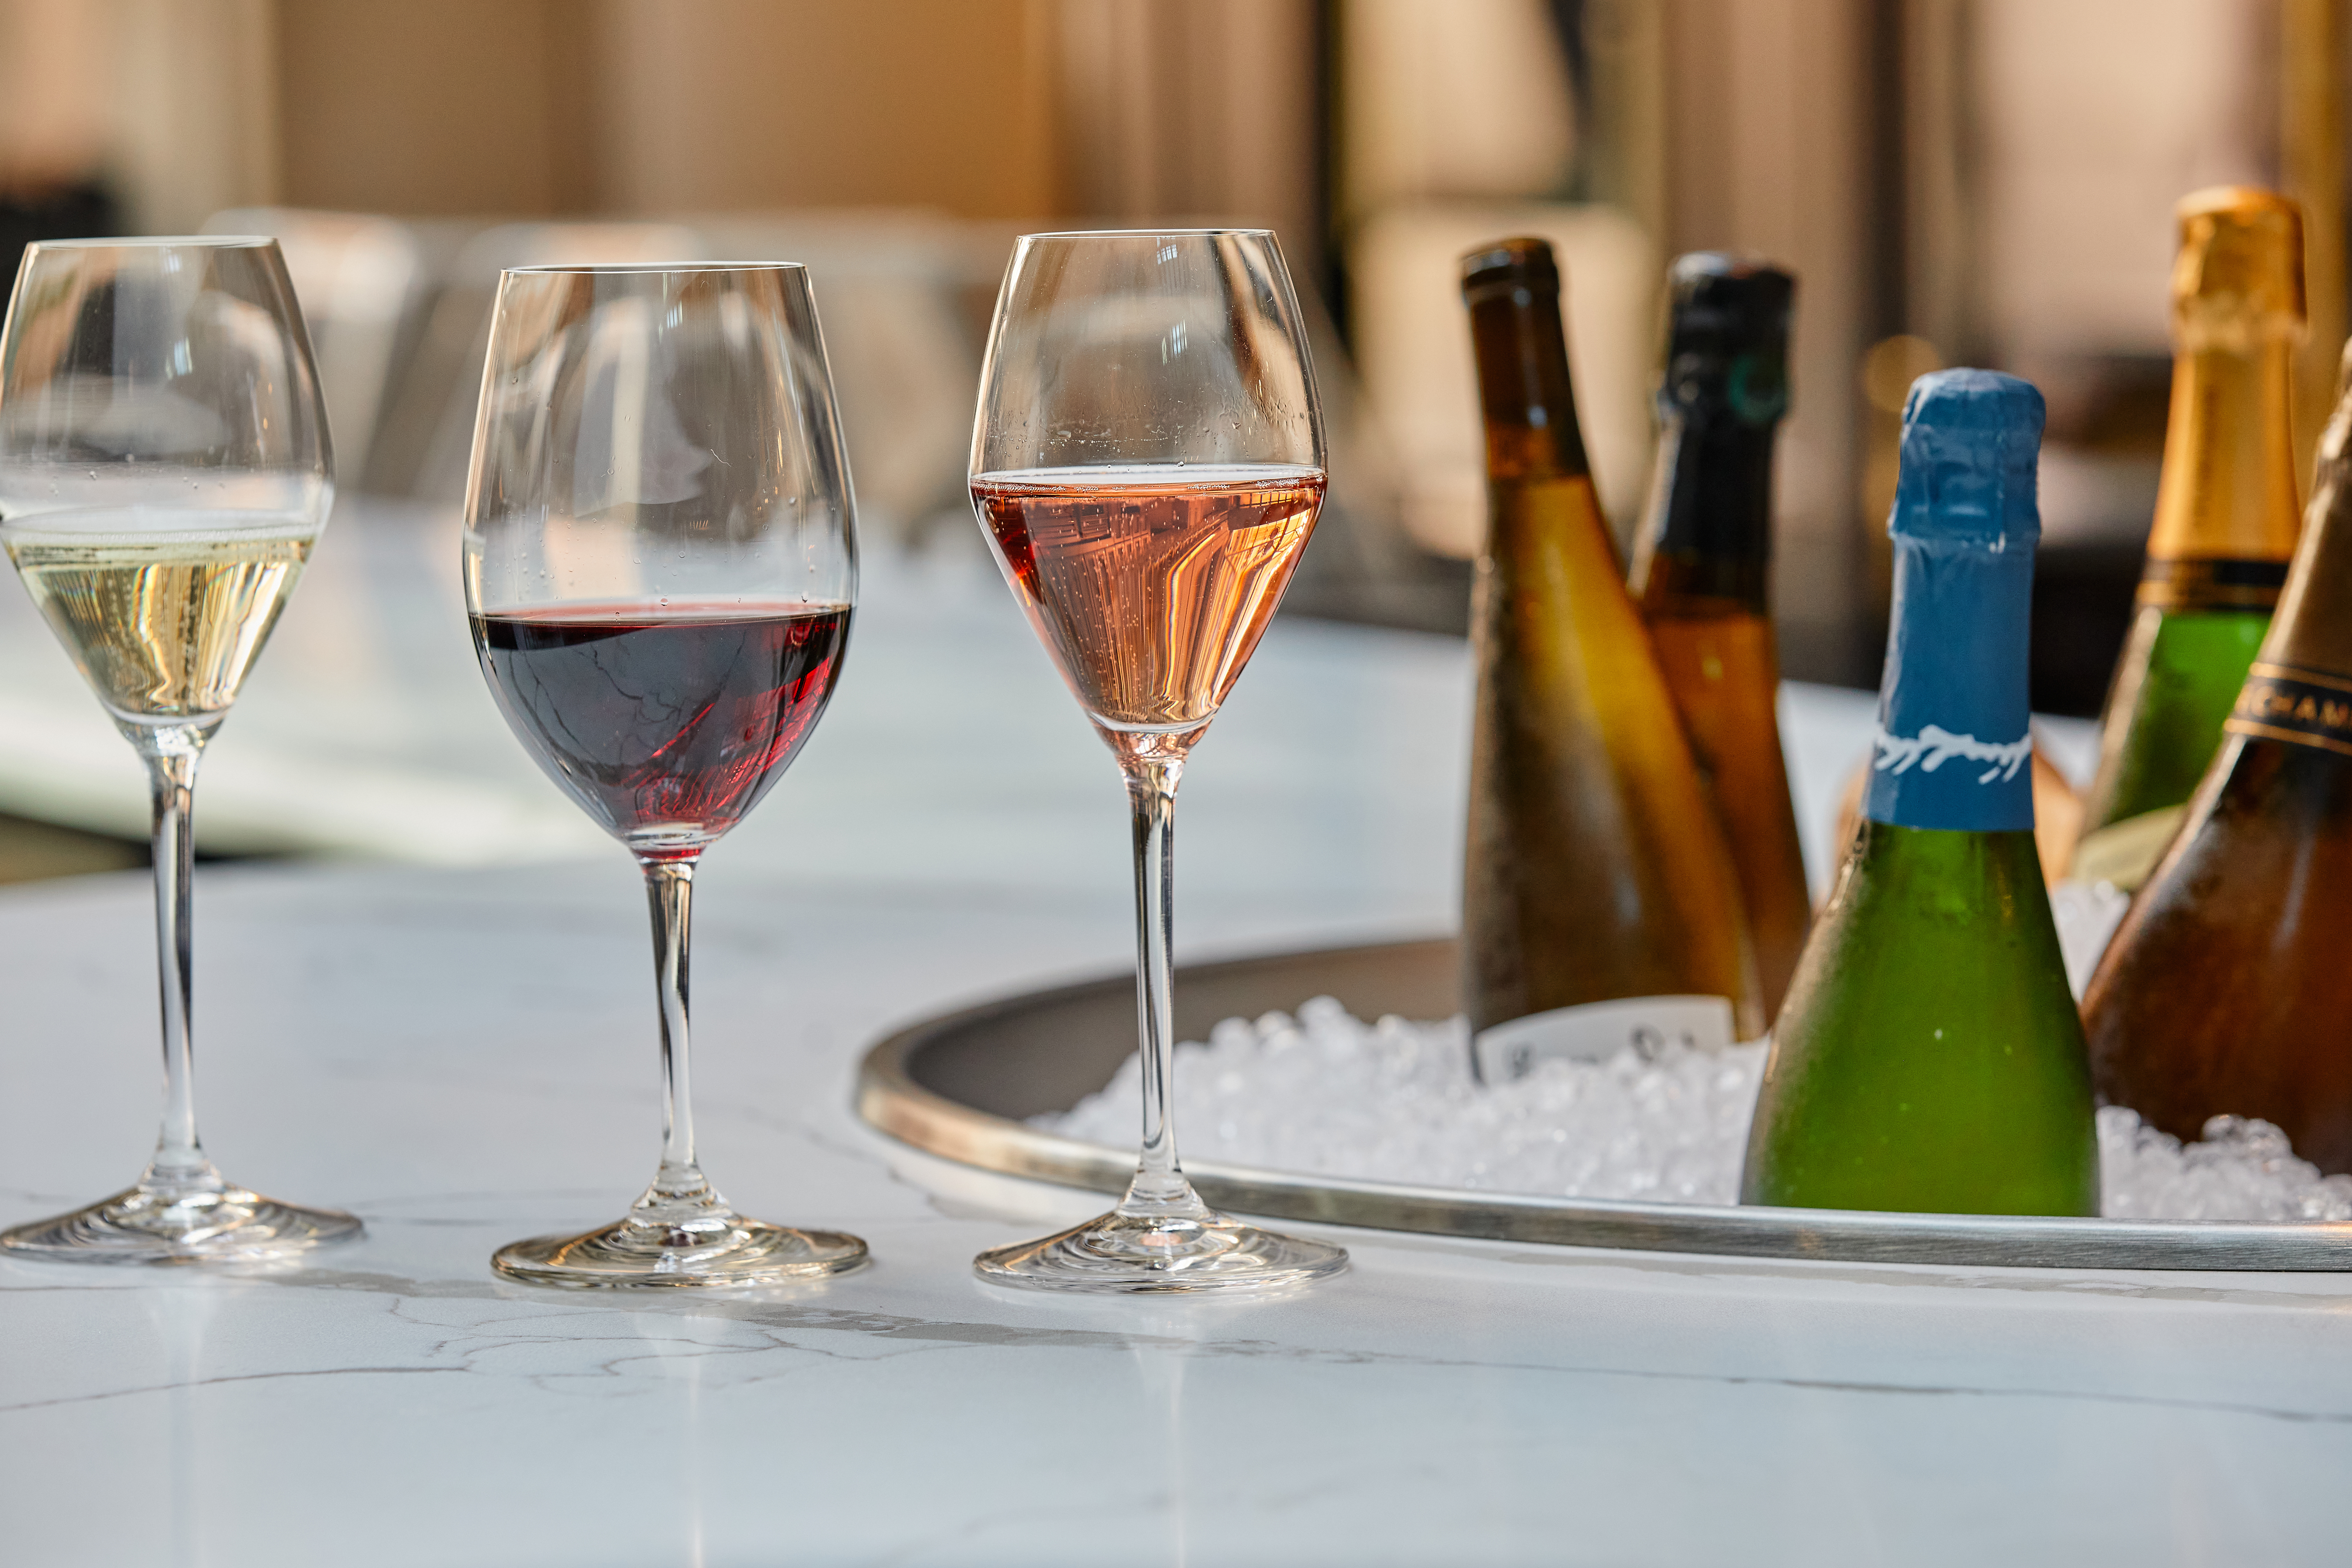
967,230,1347,1293
463,264,865,1288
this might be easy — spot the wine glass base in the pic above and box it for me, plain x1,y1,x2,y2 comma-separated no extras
492,1214,868,1290
974,1206,1348,1295
0,1181,363,1265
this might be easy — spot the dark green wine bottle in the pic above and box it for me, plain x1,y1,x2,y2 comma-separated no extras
1740,369,2099,1215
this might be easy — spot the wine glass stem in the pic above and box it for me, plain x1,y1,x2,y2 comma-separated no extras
642,857,711,1206
136,725,219,1192
1122,757,1200,1215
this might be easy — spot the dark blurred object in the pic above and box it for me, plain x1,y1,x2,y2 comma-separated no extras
0,812,142,884
1278,274,1478,637
1982,352,2172,718
0,182,118,286
1280,548,1473,636
2032,352,2172,456
2031,541,2142,717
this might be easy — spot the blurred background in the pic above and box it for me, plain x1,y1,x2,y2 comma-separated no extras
0,0,2338,883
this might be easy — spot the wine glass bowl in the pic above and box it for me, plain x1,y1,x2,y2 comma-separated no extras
464,263,864,1288
0,237,356,1263
968,230,1348,1292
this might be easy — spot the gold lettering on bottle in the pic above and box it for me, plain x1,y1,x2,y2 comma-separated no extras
2226,669,2352,758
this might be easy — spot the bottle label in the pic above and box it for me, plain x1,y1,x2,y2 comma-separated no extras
2225,662,2352,758
1864,542,2036,832
1472,995,1736,1083
2137,557,2290,611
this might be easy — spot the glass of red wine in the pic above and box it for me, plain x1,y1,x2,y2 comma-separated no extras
967,231,1348,1293
463,263,866,1288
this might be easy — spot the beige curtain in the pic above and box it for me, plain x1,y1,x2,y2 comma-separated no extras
111,0,281,231
1053,0,1320,259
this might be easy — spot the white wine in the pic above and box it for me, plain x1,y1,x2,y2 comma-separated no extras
5,514,317,724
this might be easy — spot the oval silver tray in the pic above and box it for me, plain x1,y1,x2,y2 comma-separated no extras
856,937,2352,1271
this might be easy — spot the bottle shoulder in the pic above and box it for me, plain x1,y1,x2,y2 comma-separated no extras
2102,739,2352,944
1750,819,2094,1215
1827,822,2056,923
2081,741,2352,1169
1774,827,2083,1079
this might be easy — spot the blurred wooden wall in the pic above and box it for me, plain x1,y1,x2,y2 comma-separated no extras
88,0,1065,225
88,0,1326,232
273,0,1060,219
1052,0,1323,273
274,1,593,216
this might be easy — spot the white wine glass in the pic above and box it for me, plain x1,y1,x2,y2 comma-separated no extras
464,263,866,1288
0,237,358,1262
968,230,1349,1292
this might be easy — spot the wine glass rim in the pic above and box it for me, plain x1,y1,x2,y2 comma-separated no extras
1017,227,1278,242
503,261,810,277
28,235,277,250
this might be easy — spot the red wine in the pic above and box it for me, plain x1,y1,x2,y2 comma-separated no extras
471,601,850,859
973,465,1322,753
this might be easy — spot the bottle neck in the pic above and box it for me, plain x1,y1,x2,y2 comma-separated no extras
2258,469,2352,679
1465,282,1591,485
2143,339,2301,603
1632,412,1778,613
2217,394,2352,761
1865,537,2038,833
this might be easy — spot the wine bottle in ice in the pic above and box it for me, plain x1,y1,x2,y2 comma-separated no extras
1458,237,1762,1082
2071,188,2306,890
1740,370,2098,1215
2083,344,2352,1175
1628,253,1813,1020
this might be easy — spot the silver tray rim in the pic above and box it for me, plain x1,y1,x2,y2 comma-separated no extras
854,941,2352,1273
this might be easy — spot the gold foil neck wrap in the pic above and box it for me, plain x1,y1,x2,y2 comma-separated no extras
2172,187,2308,351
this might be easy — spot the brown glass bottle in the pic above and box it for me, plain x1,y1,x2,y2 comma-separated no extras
2072,188,2305,890
1629,254,1812,1019
1459,238,1761,1081
2082,347,2352,1174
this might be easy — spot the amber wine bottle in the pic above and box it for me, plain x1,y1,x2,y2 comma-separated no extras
2083,349,2352,1176
1459,237,1761,1083
1629,254,1812,1020
2072,188,2305,890
1741,370,2098,1215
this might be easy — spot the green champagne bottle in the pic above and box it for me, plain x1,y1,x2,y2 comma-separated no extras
1741,369,2099,1215
1629,255,1813,1022
2072,188,2305,890
1459,237,1762,1082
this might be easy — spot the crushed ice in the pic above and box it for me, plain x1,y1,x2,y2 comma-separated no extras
1037,996,2352,1222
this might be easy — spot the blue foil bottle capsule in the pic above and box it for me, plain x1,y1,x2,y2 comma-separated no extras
1865,369,2044,832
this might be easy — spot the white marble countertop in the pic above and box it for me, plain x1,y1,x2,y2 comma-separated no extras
3,507,2319,1567
1,858,2347,1567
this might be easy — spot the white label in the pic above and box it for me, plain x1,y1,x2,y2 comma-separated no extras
1472,995,1737,1083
